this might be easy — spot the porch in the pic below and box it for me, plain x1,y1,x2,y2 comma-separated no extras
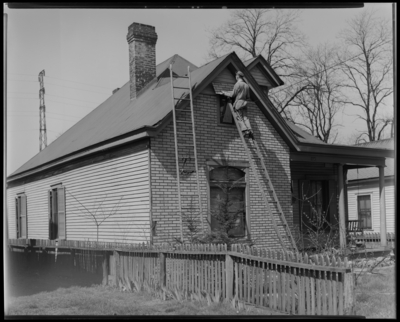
290,147,393,250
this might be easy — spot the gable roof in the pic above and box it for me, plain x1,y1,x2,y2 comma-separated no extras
8,52,393,181
9,53,234,178
156,54,198,78
243,55,284,88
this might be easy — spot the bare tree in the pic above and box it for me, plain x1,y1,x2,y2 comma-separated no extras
67,190,123,241
208,9,305,77
338,10,393,142
207,9,313,122
291,44,345,143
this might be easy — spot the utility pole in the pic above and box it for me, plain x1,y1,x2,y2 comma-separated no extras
38,70,47,151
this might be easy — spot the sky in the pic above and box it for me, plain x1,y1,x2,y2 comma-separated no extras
4,4,394,176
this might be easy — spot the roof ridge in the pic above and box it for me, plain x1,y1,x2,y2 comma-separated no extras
157,55,174,67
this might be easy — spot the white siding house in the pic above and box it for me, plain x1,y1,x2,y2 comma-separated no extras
347,139,395,233
7,144,151,243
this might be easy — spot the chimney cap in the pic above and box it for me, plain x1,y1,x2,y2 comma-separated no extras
127,22,157,44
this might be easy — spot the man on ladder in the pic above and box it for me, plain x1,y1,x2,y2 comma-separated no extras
222,71,254,139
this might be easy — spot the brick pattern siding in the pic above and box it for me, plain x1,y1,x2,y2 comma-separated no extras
150,91,293,249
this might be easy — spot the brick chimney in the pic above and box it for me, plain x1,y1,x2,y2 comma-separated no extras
126,22,158,100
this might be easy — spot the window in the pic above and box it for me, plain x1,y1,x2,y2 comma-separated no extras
218,95,235,125
209,166,246,237
357,195,372,229
15,194,27,238
48,185,66,240
299,180,329,232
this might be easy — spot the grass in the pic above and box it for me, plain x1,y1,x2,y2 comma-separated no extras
6,284,284,316
6,252,395,317
5,253,284,316
354,266,396,318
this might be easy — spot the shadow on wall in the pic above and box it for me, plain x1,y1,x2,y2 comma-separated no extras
250,117,291,198
6,251,102,297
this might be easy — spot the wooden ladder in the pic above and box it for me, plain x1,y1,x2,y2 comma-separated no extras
170,65,204,242
227,102,298,252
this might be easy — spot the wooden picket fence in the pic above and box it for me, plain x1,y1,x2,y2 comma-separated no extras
8,239,356,315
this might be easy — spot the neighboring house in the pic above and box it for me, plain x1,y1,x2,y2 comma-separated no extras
6,22,393,249
347,138,395,233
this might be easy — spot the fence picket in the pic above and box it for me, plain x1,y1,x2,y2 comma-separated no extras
338,257,344,315
320,255,327,315
9,240,353,317
304,253,310,315
273,251,278,311
284,253,290,314
289,254,296,315
332,256,337,315
325,255,333,315
235,257,239,301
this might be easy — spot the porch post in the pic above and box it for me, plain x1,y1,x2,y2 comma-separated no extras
338,164,346,249
378,166,387,247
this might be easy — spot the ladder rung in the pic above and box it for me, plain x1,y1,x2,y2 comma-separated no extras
174,98,191,101
175,109,191,112
178,144,195,147
176,120,193,124
174,86,190,90
175,76,189,78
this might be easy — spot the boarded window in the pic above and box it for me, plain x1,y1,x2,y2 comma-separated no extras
48,186,66,240
15,194,27,238
357,195,372,229
209,166,246,237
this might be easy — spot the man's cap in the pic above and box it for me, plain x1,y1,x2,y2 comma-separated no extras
236,71,244,78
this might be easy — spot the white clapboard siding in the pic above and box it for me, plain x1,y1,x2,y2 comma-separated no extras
347,178,394,233
249,66,272,87
7,148,151,243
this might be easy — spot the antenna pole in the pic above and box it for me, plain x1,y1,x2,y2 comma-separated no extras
38,70,47,151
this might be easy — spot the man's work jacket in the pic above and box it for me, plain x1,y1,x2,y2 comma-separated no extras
231,79,250,110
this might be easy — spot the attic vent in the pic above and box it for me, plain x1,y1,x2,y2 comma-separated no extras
112,88,120,94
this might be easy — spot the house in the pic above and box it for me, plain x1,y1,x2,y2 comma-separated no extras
6,22,394,250
346,138,395,233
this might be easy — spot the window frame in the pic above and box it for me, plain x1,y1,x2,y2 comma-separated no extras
206,160,250,239
356,194,373,230
48,184,66,240
217,94,235,127
15,193,27,239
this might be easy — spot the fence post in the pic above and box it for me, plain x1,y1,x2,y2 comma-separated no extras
114,250,120,288
71,249,75,270
102,251,109,286
225,254,234,300
24,246,29,269
159,253,167,288
344,272,355,315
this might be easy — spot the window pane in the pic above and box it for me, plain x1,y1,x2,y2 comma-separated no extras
357,195,371,229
